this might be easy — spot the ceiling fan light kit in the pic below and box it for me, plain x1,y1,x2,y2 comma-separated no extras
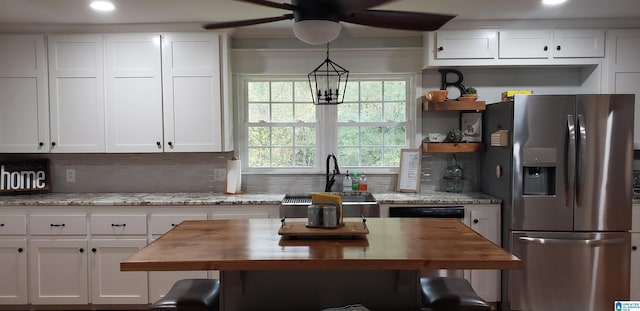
293,20,342,45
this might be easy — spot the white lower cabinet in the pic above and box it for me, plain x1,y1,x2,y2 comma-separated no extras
0,214,27,305
0,239,27,304
148,212,208,303
29,238,89,304
466,205,500,303
89,238,148,304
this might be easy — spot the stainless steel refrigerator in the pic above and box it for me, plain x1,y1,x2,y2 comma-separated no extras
481,94,634,311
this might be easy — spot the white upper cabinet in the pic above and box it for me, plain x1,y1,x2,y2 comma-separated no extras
0,35,49,153
552,30,605,58
434,30,498,59
162,33,222,152
48,34,105,153
499,30,604,59
499,30,552,59
604,29,640,148
104,33,164,153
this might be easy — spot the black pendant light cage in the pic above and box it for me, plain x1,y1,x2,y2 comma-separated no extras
308,45,349,105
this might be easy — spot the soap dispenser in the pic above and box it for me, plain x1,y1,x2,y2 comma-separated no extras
343,170,352,192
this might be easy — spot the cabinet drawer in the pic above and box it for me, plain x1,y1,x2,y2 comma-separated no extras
91,214,147,235
0,214,27,235
29,214,87,235
149,214,207,235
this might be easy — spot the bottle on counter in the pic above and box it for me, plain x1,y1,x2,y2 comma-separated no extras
351,169,359,191
358,172,368,191
343,170,352,192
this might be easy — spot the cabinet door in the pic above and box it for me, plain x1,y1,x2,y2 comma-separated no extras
467,206,500,303
29,239,88,304
162,33,222,152
0,35,49,153
0,239,27,305
632,233,639,300
48,34,105,153
552,30,605,58
605,30,640,148
499,30,552,59
89,238,148,304
435,30,497,59
105,33,163,153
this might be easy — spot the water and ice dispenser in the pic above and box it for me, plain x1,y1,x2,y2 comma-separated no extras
522,148,556,195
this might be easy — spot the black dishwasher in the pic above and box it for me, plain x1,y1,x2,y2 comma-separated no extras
389,205,465,278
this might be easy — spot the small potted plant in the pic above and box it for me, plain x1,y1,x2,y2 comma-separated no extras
459,86,478,101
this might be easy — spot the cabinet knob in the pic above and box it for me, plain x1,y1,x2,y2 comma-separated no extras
0,223,4,227
18,247,23,253
438,46,444,51
543,46,548,51
39,142,44,147
51,142,56,147
92,248,97,253
168,141,173,147
473,219,479,224
556,45,561,51
156,141,161,147
633,246,638,251
79,248,84,253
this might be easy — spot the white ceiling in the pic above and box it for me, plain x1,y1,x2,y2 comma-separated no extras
1,0,639,37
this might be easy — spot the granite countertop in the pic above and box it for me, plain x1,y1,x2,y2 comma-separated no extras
0,191,500,207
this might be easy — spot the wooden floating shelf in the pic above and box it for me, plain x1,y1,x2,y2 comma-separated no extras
422,98,486,111
423,142,485,153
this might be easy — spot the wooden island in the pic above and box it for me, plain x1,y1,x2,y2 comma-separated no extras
121,218,521,311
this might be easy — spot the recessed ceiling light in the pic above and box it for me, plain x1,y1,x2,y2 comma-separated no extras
90,1,115,12
542,0,567,5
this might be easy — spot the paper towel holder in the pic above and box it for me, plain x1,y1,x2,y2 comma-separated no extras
225,156,244,195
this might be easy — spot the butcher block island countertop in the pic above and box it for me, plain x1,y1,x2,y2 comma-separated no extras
121,218,520,311
121,218,521,271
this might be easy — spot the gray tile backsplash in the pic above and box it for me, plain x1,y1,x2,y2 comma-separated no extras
0,152,480,194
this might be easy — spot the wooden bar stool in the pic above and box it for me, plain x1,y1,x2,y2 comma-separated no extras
420,277,490,311
150,279,220,311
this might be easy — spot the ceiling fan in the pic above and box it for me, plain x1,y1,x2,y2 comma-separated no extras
203,0,456,45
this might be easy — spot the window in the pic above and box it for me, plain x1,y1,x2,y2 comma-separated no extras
240,75,414,173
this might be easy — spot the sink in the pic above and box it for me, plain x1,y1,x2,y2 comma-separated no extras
280,192,380,218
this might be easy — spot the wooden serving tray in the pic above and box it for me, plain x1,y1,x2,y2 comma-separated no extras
278,220,369,238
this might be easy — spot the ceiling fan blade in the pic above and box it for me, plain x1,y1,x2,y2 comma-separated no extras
332,0,398,13
235,0,296,11
342,10,456,31
203,14,294,30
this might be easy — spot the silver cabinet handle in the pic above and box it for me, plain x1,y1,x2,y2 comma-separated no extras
576,114,586,208
520,236,626,246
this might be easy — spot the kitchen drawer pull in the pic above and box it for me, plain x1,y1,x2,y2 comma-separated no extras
473,219,479,224
111,223,127,227
0,223,4,227
633,246,638,251
543,45,548,51
50,223,66,227
438,46,444,51
79,248,84,253
92,248,97,253
18,248,23,253
39,142,44,147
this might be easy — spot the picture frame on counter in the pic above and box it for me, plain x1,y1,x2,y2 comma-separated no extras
460,112,483,142
397,148,421,193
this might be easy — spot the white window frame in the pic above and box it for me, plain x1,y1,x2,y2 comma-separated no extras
236,74,417,174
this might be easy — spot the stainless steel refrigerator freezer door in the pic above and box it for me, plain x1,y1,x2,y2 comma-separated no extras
512,95,576,231
575,94,634,231
509,231,630,311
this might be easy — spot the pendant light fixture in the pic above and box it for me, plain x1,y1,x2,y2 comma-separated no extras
308,44,349,105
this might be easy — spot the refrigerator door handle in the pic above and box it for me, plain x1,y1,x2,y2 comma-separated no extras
519,236,626,246
567,115,576,209
577,114,586,208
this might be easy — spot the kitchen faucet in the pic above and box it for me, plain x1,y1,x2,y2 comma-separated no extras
325,153,341,192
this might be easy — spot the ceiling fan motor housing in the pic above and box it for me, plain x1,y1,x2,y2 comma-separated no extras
292,0,341,22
